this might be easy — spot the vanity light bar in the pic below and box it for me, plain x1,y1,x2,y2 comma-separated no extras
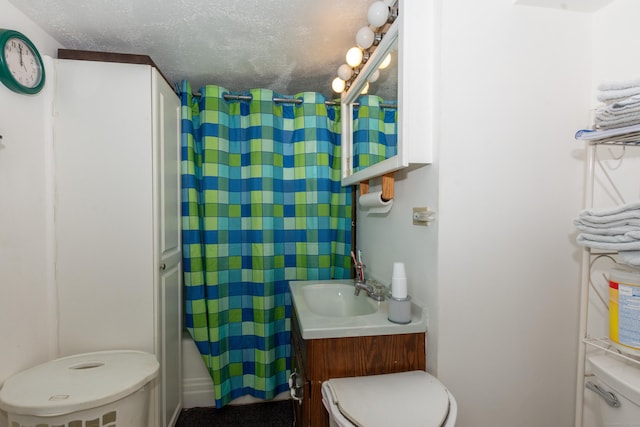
331,0,398,95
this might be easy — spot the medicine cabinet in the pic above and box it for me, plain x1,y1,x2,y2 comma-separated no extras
341,0,437,187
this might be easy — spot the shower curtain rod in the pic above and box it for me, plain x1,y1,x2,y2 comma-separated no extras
189,91,397,109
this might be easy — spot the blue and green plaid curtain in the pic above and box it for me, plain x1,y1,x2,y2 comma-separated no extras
180,81,352,407
352,95,397,173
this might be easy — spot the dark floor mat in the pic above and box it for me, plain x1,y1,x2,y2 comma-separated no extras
176,400,294,427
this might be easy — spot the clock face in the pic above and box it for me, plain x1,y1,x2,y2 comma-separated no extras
3,36,42,89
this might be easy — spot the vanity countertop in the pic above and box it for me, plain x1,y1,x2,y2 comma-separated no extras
290,279,427,340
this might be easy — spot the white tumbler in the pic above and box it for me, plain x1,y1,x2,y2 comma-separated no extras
391,262,408,299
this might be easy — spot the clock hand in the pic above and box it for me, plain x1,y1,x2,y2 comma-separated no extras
18,44,25,69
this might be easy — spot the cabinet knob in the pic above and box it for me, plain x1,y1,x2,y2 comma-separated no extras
160,263,166,270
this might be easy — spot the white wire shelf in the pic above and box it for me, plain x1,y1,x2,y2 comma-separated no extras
583,336,640,367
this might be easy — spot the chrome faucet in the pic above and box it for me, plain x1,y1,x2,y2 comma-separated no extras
354,279,385,302
352,253,385,301
354,280,372,296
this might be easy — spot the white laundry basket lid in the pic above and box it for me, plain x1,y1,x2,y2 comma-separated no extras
324,370,451,427
0,350,159,417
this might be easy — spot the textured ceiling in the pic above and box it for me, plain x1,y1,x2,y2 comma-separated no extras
9,0,389,98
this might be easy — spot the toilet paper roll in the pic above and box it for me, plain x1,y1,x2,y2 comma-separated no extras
359,191,393,214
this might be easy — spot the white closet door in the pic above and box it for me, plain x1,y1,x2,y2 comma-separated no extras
153,69,182,427
160,261,182,426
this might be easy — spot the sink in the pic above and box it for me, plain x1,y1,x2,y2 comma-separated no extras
290,279,427,340
302,284,378,317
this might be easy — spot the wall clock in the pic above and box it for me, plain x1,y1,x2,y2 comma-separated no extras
0,29,45,94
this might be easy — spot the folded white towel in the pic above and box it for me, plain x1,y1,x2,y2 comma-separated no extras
578,211,640,226
573,218,640,234
576,200,640,260
579,201,640,219
574,221,640,235
596,107,640,121
576,235,640,251
608,93,640,110
594,96,640,129
619,250,640,268
578,232,640,243
598,78,640,91
596,98,640,119
596,116,640,130
598,86,640,102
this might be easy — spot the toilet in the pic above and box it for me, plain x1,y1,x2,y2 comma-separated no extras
587,353,640,426
0,350,159,427
322,370,457,427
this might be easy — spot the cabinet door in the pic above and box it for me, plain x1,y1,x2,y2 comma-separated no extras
161,261,182,427
154,70,181,268
153,71,182,427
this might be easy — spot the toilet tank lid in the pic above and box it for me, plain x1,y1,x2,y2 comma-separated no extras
0,350,159,417
588,354,640,406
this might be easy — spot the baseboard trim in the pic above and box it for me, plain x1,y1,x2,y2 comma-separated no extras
182,377,216,409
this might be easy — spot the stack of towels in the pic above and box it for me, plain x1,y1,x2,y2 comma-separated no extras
595,78,640,130
575,201,640,267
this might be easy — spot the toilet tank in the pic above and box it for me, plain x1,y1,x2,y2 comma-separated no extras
587,354,640,425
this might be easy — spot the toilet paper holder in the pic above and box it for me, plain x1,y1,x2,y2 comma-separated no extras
359,172,394,201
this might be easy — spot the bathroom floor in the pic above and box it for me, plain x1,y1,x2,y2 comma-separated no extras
176,400,294,426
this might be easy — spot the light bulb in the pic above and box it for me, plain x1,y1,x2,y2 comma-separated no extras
356,27,375,50
360,82,370,95
379,53,392,69
346,47,363,68
368,1,389,28
368,69,380,83
332,77,346,93
337,64,353,81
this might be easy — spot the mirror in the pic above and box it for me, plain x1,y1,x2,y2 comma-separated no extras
341,17,402,186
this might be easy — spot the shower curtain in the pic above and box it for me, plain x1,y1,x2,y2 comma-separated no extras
352,95,397,173
180,81,352,407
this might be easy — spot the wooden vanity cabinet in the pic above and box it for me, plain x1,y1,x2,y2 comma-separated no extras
291,312,426,426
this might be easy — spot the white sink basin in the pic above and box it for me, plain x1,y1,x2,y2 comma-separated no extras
302,284,378,317
290,279,427,340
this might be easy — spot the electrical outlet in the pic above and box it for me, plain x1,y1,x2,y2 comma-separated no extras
412,207,432,226
412,207,436,225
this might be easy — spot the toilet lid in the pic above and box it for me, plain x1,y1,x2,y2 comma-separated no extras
325,370,451,427
0,350,159,416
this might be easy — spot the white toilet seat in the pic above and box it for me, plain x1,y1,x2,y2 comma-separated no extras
322,370,456,427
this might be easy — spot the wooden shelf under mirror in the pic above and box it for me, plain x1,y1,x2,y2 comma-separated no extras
359,172,395,201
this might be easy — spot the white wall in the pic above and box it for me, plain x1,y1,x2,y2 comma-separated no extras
437,2,591,426
0,0,62,389
359,1,592,426
592,0,640,88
